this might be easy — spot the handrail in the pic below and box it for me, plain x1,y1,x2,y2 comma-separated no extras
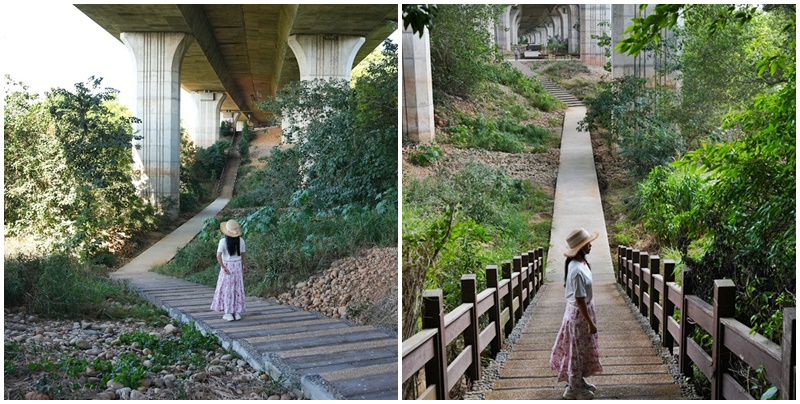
617,245,796,400
401,247,545,400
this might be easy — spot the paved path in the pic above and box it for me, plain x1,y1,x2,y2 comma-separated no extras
113,133,398,400
485,77,683,399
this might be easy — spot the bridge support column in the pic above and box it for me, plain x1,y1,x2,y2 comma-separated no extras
287,34,366,82
580,4,611,68
121,32,194,219
191,91,227,149
402,25,435,143
611,4,639,79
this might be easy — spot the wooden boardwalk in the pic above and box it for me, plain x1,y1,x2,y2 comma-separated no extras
484,72,684,399
116,272,398,400
113,133,398,400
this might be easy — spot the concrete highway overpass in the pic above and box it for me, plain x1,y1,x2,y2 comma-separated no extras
76,4,397,217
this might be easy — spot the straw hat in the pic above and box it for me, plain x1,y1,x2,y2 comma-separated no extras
220,219,242,237
564,228,599,257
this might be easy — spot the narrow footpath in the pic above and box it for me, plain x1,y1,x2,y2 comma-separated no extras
112,133,398,400
485,68,684,399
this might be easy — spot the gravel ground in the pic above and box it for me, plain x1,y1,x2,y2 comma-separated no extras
3,309,300,400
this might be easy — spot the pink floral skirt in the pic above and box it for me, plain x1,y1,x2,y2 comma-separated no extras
210,260,245,314
549,301,603,383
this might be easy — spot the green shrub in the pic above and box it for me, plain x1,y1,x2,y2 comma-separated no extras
4,253,163,320
230,147,302,208
407,143,443,167
194,139,232,180
446,114,550,153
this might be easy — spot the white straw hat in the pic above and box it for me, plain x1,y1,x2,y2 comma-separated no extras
564,228,599,257
220,219,242,237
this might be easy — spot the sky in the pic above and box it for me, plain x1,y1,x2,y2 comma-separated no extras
2,2,400,132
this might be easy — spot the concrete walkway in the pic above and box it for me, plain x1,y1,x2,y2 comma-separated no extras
113,134,398,400
485,81,683,399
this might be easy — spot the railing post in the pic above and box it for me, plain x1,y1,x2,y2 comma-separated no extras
679,268,694,377
638,251,649,317
486,265,503,356
513,256,523,321
528,250,537,295
617,246,625,285
461,274,481,382
502,261,515,335
538,247,544,291
520,253,530,309
631,249,641,307
662,260,676,354
422,290,448,399
625,248,634,299
711,279,735,399
649,255,661,333
781,307,796,400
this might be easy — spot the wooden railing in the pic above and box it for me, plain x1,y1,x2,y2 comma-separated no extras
401,247,545,400
617,245,796,400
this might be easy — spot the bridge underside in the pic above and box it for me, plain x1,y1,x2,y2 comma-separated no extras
77,4,397,125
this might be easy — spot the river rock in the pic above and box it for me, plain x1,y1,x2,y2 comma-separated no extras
107,380,125,390
116,387,132,400
163,324,178,334
75,339,93,350
130,390,146,400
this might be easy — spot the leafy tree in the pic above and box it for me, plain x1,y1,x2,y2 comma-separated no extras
622,4,796,343
675,5,793,147
402,4,439,37
4,76,158,260
429,4,505,98
258,39,397,210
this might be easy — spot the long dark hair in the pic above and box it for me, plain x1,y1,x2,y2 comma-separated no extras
564,250,590,287
225,235,240,256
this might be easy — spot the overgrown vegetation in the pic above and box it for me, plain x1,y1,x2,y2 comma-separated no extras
4,76,161,261
157,39,399,297
584,4,794,399
4,252,165,321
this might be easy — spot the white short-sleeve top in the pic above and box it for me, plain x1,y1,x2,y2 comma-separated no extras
565,259,593,305
217,237,246,262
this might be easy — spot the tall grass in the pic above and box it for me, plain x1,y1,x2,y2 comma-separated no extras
4,253,164,320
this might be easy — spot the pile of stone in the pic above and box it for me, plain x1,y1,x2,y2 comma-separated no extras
277,247,398,327
4,308,299,400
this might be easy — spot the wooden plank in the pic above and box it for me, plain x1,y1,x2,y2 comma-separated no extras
444,304,472,346
478,323,496,352
500,308,510,327
668,317,680,342
497,280,509,298
476,289,495,317
721,318,782,386
642,267,651,284
686,337,712,380
653,274,664,294
653,302,663,323
643,292,650,308
722,372,754,400
667,282,682,306
686,295,714,333
402,331,436,382
512,297,520,312
418,384,437,400
511,273,519,288
446,347,472,391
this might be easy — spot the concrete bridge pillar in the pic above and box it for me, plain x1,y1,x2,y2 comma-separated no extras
121,32,194,219
612,4,639,79
580,4,611,68
191,91,227,148
287,34,366,82
495,7,512,51
402,24,435,143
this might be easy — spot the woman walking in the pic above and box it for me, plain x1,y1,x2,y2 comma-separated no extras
550,228,603,399
211,219,247,321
